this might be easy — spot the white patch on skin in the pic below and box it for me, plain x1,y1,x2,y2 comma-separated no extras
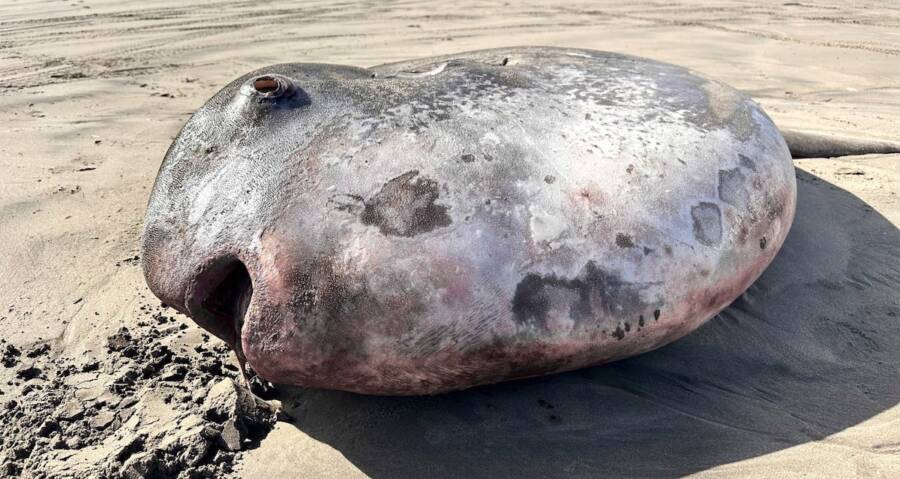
339,233,378,272
249,229,264,255
545,306,576,335
528,203,568,246
479,131,501,147
396,62,447,78
188,174,219,224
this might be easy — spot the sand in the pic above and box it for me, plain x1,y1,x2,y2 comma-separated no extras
1,0,898,477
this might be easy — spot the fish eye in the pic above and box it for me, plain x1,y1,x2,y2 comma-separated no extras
253,76,280,94
248,74,297,99
241,73,309,108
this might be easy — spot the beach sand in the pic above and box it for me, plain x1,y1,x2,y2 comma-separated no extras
1,1,898,477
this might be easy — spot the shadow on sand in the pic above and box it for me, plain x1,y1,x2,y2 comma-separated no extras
275,170,900,478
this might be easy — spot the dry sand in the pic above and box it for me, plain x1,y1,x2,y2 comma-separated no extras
1,0,899,477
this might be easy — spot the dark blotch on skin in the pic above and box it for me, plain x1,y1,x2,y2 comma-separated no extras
612,325,625,340
718,168,749,208
638,315,645,327
461,154,476,163
653,309,661,321
691,202,722,246
760,236,767,249
739,154,757,171
544,175,556,184
615,233,635,248
360,170,452,237
511,261,649,328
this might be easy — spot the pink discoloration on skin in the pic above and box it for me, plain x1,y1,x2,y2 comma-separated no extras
241,180,792,396
141,47,797,395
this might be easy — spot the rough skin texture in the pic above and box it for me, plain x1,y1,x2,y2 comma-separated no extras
141,47,796,395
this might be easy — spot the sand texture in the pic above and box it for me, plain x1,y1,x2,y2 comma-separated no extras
1,1,899,478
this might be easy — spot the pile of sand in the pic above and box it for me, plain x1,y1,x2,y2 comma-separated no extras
0,301,276,478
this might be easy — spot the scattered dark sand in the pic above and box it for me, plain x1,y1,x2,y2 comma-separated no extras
0,304,275,479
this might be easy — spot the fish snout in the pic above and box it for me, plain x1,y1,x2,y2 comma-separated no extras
142,222,257,351
183,255,254,349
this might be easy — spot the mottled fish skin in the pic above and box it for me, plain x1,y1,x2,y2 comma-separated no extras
141,47,796,395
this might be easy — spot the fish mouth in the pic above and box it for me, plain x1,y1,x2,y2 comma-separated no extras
185,256,253,352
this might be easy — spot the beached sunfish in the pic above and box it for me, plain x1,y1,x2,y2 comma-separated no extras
142,47,797,395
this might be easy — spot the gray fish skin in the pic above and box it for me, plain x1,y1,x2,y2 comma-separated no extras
141,47,796,395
